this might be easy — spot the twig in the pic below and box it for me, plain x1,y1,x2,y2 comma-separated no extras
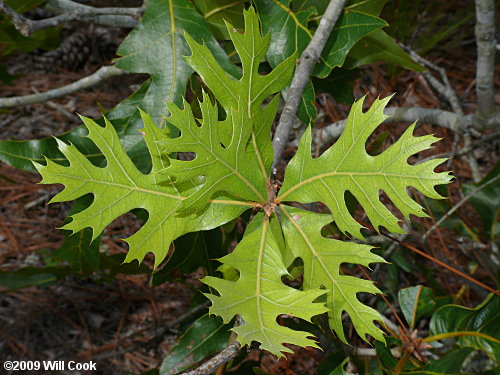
0,0,144,36
423,174,500,240
474,0,497,128
182,316,243,375
399,44,463,116
0,66,127,108
44,0,141,29
316,107,464,149
271,0,347,174
182,340,240,375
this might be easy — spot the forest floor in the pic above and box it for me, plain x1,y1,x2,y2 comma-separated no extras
0,5,499,375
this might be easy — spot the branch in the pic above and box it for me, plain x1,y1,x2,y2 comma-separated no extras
271,0,347,174
316,107,463,147
474,0,497,128
0,0,144,36
182,316,243,375
182,340,241,375
44,0,141,29
399,44,463,116
0,66,127,108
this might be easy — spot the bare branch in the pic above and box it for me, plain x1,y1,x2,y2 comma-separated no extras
0,0,144,36
181,340,241,375
475,0,497,128
271,0,347,174
313,107,463,149
399,44,463,116
44,0,142,29
0,66,127,108
423,174,500,240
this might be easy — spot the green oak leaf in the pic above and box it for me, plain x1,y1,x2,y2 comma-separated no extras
159,7,295,211
34,111,248,267
281,206,385,343
277,96,452,239
203,213,328,357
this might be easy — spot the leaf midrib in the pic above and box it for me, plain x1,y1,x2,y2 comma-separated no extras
48,172,254,207
277,171,443,202
281,206,377,333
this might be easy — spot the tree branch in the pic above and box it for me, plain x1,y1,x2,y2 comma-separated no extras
0,66,127,108
399,44,463,116
271,0,347,174
0,0,144,36
181,316,243,375
315,107,463,148
182,340,241,375
474,0,497,128
44,0,142,29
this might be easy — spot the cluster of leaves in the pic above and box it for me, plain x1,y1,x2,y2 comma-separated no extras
1,1,498,373
34,7,452,357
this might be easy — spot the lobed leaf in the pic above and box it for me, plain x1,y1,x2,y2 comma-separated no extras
34,111,248,267
203,213,328,357
277,96,452,239
281,206,385,343
160,7,294,211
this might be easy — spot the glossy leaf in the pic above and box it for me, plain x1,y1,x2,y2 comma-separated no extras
430,294,500,361
159,314,231,374
281,206,385,343
203,213,328,357
0,77,153,172
398,285,435,329
255,0,386,77
255,0,385,124
115,0,240,129
152,229,224,286
192,0,245,39
34,111,248,267
0,266,72,290
345,30,423,71
277,96,452,239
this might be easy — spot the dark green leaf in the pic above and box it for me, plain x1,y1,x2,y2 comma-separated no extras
413,348,474,375
54,228,101,274
159,314,231,375
152,229,224,286
192,0,245,39
0,0,60,56
0,63,16,84
0,79,152,172
256,0,385,124
0,266,72,291
398,285,435,329
345,30,424,71
430,294,500,362
114,0,240,130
